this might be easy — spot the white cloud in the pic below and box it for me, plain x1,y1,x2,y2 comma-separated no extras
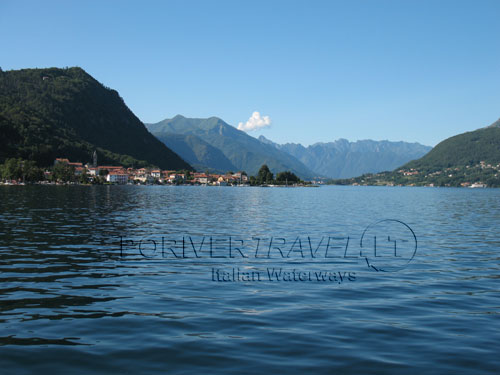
237,111,271,132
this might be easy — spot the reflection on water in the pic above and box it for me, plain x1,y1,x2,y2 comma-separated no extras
0,185,499,374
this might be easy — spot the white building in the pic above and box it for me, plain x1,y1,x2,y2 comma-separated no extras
106,171,128,184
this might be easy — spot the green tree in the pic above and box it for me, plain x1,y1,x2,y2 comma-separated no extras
22,160,43,182
52,163,75,182
2,158,23,180
276,171,300,184
257,164,273,184
79,168,90,184
0,159,44,182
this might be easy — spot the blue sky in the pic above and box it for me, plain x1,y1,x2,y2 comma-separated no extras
1,0,499,147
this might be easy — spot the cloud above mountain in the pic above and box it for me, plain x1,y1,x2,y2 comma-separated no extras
237,111,271,132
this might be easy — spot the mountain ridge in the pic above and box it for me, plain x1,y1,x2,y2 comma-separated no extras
258,135,432,178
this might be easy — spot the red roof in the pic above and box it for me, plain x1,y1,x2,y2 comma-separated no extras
108,171,128,175
99,166,123,170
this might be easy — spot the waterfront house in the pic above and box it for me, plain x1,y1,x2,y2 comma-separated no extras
217,176,228,186
232,172,248,182
74,166,85,176
191,173,210,184
106,171,128,184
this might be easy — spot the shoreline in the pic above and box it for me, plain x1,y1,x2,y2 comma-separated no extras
0,181,319,188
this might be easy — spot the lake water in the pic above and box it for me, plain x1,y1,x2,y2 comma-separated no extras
0,185,499,374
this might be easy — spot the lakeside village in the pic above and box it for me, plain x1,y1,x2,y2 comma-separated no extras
50,158,251,186
338,160,500,188
0,157,312,186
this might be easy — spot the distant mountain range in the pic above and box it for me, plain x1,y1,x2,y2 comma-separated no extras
331,118,500,187
146,115,316,178
0,67,191,170
259,136,432,179
147,115,432,178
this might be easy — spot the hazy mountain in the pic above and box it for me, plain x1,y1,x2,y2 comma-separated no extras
259,135,432,179
154,133,237,173
0,67,191,170
146,115,316,178
331,118,500,187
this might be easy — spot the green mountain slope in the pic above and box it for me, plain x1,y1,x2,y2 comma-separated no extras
146,115,316,177
487,118,500,128
404,124,500,170
0,67,192,170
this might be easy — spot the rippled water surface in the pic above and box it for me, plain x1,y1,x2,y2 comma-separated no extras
0,185,499,374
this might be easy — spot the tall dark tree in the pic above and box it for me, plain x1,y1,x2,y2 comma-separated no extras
257,164,273,183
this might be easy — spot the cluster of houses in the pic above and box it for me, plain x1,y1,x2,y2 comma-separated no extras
396,161,500,188
398,168,419,176
53,158,249,185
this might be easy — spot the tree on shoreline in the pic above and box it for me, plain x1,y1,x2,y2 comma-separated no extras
276,171,300,184
256,164,273,184
250,164,303,185
0,158,43,182
51,162,75,182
